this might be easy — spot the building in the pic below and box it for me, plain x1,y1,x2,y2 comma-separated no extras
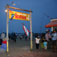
45,19,57,31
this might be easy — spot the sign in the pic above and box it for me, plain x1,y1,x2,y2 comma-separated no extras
9,10,30,21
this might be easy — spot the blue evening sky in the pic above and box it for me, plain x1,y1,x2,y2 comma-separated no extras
0,0,57,33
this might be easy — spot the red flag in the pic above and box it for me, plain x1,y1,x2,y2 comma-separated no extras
22,24,30,36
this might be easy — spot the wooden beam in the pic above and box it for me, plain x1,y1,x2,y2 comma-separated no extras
6,5,32,12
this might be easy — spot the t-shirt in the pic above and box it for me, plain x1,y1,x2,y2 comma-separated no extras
45,33,51,41
35,38,40,44
52,33,57,40
43,42,47,47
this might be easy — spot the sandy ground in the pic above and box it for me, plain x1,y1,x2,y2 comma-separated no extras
0,37,57,57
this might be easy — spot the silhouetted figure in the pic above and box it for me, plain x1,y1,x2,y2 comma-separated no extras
0,38,3,45
13,33,17,43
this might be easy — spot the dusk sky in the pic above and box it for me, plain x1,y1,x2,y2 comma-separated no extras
0,0,57,33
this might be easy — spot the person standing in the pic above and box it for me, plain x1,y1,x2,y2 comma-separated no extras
0,32,4,46
35,36,40,49
43,40,47,50
13,33,17,43
0,32,7,51
0,38,3,46
52,31,57,52
45,30,51,41
45,30,51,49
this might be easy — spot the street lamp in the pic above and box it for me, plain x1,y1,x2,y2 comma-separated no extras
5,9,7,13
5,4,9,53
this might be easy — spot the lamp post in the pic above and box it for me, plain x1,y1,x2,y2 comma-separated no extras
5,3,16,53
5,4,9,53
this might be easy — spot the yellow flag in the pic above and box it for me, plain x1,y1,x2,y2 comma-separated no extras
9,10,30,21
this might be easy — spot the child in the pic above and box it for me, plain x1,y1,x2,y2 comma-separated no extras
35,36,40,49
43,40,47,50
40,37,44,49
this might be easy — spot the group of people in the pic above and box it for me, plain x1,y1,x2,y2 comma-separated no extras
35,30,57,52
9,32,17,43
0,31,57,52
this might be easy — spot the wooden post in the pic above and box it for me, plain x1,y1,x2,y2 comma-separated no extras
5,5,32,52
6,7,9,53
30,11,33,50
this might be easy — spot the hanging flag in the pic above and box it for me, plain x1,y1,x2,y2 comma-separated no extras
9,10,30,21
9,9,14,20
23,24,30,36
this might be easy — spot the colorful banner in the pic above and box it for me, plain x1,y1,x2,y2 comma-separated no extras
9,10,30,21
23,24,30,36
